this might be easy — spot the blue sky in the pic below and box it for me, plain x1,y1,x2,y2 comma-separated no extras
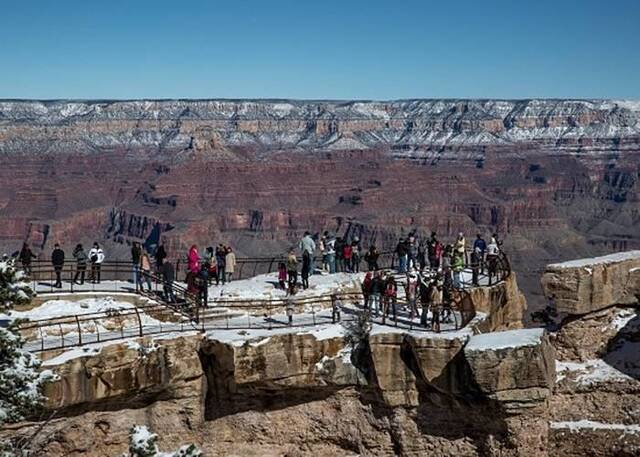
1,0,638,100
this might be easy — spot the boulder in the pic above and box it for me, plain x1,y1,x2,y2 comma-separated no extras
541,251,640,315
463,328,555,410
42,334,204,415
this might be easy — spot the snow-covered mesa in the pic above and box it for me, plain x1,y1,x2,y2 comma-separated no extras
464,328,544,352
546,250,640,269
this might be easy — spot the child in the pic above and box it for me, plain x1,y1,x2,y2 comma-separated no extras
277,262,287,290
286,295,295,325
331,294,342,323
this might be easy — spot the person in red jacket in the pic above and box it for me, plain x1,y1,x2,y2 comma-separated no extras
342,243,353,273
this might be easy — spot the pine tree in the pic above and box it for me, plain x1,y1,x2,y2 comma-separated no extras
0,260,55,455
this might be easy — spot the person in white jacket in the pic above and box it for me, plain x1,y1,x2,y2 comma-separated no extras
89,242,105,283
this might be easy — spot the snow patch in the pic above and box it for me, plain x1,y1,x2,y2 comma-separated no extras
465,328,544,352
550,420,640,434
547,251,640,269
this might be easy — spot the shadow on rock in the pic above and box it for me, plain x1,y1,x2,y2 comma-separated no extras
602,308,640,381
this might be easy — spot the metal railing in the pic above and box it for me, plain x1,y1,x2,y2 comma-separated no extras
15,252,510,353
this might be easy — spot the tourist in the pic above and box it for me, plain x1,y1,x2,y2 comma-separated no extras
301,250,311,290
486,235,500,285
187,245,200,275
454,232,466,265
383,275,398,323
205,246,216,284
286,296,295,324
351,238,361,273
186,245,199,293
225,247,236,283
196,264,209,307
452,252,465,289
51,243,65,288
396,238,408,273
364,245,380,271
405,270,419,320
299,231,316,258
215,244,226,285
161,260,176,303
131,242,142,289
89,242,104,284
407,234,419,271
325,233,336,273
430,280,443,333
277,262,287,289
473,234,486,272
361,272,372,309
427,232,442,270
335,237,345,273
72,243,88,285
18,242,36,276
139,250,153,292
369,271,384,316
286,249,298,287
342,242,353,273
155,243,167,269
331,294,342,323
417,239,427,272
319,232,327,272
470,246,481,286
419,275,430,328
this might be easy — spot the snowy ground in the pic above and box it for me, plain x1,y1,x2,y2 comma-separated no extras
32,267,496,304
21,268,500,355
206,272,364,302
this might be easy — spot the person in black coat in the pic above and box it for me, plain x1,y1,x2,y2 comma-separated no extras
51,243,65,288
19,242,36,275
155,244,167,269
72,244,88,285
161,261,176,303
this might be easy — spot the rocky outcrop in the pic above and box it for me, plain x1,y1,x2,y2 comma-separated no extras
541,251,640,315
41,334,204,416
464,329,555,410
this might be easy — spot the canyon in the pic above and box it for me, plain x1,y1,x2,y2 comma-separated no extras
1,99,640,311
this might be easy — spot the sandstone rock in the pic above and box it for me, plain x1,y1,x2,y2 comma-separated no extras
541,251,640,315
465,273,526,331
463,328,555,410
42,334,204,417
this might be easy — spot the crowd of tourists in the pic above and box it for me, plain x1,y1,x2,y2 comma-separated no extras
7,229,503,321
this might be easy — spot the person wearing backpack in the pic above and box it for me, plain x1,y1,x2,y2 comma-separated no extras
51,243,65,288
364,245,380,271
286,249,298,288
18,242,36,276
89,242,104,284
72,244,88,285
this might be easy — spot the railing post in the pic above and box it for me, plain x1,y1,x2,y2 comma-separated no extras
75,315,82,346
134,308,143,337
58,323,64,348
